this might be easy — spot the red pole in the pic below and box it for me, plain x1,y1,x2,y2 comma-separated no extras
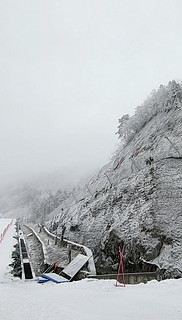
116,245,125,287
120,246,125,287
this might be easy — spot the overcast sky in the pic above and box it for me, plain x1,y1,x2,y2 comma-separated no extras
0,0,182,187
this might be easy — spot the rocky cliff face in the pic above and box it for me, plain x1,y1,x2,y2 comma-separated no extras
47,86,182,279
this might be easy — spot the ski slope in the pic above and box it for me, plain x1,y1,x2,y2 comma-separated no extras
0,218,182,320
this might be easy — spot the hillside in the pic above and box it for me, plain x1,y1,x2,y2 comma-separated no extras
46,81,182,278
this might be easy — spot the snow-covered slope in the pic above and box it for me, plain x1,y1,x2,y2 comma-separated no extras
1,219,182,320
47,83,182,278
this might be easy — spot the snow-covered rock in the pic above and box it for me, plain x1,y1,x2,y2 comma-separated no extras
47,82,182,278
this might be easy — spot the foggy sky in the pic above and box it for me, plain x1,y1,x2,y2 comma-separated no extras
1,0,182,187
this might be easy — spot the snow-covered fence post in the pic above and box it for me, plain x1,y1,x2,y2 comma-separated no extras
104,172,112,188
85,184,93,196
71,192,78,203
165,136,181,156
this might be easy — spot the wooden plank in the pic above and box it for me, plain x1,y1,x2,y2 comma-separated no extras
61,254,89,280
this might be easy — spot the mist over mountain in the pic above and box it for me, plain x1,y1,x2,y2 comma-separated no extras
0,164,99,219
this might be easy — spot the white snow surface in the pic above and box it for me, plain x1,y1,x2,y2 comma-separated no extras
0,219,182,320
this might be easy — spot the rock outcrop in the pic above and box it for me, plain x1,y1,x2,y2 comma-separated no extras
47,82,182,279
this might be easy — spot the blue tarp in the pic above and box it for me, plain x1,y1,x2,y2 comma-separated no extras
37,276,50,284
41,273,69,283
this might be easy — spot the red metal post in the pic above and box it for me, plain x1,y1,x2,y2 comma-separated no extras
116,245,125,287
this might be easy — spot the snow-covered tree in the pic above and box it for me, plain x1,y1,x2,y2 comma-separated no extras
164,80,182,111
116,114,130,140
116,80,182,144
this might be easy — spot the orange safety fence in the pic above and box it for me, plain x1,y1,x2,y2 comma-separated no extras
0,220,13,244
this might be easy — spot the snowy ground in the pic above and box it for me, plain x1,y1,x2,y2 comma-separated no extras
0,219,182,320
